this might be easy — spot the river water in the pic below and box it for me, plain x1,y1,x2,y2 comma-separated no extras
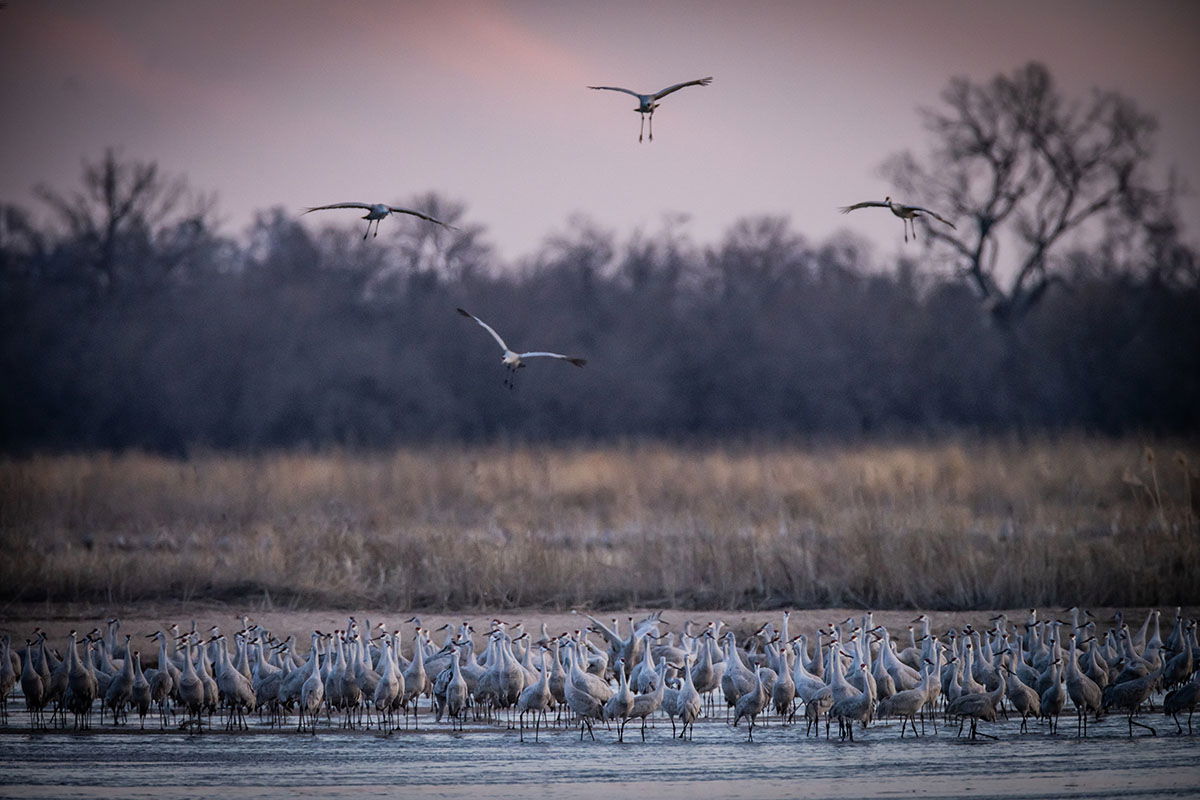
1,708,1198,800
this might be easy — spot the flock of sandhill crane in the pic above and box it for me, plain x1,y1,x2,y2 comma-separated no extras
298,76,958,386
3,607,1197,743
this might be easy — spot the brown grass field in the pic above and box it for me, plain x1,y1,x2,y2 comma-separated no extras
1,438,1197,611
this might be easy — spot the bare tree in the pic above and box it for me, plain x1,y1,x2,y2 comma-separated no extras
886,62,1168,324
36,148,215,291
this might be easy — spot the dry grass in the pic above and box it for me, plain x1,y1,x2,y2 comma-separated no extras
1,438,1197,610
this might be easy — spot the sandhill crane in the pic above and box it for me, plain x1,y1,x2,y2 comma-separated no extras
628,661,667,741
1163,672,1199,735
1113,626,1156,683
251,638,284,726
826,638,862,707
877,627,922,691
604,658,635,742
999,660,1041,734
196,646,219,721
630,634,659,694
298,636,325,735
1039,658,1066,734
830,658,875,741
401,629,429,728
1162,623,1194,690
1132,609,1159,654
456,308,586,389
958,641,987,696
663,654,702,740
478,631,525,726
323,634,346,718
0,636,15,722
839,197,956,242
587,76,712,142
945,677,1003,740
130,651,151,729
211,635,256,731
650,632,689,672
63,632,98,730
373,636,402,731
515,648,551,741
2,635,16,677
791,637,827,708
20,640,47,729
1103,668,1161,737
302,203,457,239
1083,639,1110,690
876,661,935,737
579,632,610,678
1065,635,1103,737
733,667,769,741
720,632,757,721
335,637,365,729
350,635,381,718
689,631,720,715
146,632,180,709
547,638,568,715
770,644,796,723
103,636,135,725
176,638,206,731
564,642,609,741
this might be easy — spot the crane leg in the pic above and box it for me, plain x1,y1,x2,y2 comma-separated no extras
1129,714,1157,736
639,113,645,143
648,112,654,142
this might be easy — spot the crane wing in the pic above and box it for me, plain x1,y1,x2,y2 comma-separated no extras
652,76,713,100
838,201,889,214
386,206,460,230
633,611,665,638
302,203,371,213
573,611,621,645
456,308,510,353
909,206,956,228
587,85,643,99
519,352,587,367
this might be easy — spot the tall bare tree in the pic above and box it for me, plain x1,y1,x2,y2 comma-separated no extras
36,149,215,291
885,62,1169,324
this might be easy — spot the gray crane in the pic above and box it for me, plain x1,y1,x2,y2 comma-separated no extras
588,77,713,142
839,197,956,242
458,308,586,390
302,202,456,240
1102,668,1161,737
733,666,769,741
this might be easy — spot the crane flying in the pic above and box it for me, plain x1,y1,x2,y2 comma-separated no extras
588,77,713,143
456,308,586,390
302,203,457,240
839,197,956,242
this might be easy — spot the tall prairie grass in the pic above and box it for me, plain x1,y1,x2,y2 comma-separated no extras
1,439,1197,610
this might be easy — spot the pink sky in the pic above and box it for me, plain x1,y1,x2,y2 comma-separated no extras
1,0,1197,264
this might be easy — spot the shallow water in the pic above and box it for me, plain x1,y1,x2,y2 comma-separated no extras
1,708,1198,800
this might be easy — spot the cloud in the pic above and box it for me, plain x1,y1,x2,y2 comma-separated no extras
406,1,592,94
17,6,247,118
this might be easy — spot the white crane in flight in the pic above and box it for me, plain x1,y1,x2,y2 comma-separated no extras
302,203,457,240
588,77,713,143
456,308,586,390
839,197,956,242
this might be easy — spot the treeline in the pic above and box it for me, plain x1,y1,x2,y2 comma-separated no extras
1,169,1197,453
